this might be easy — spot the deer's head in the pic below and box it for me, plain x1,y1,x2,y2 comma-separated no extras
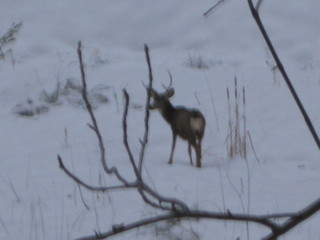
148,88,175,110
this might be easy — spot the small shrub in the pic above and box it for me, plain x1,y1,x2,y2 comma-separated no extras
185,55,210,69
39,80,62,105
13,78,110,117
13,99,49,117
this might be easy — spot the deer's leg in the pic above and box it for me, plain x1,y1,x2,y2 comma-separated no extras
188,142,193,166
195,141,202,168
168,132,177,164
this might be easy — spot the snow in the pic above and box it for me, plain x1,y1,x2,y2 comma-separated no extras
0,0,319,239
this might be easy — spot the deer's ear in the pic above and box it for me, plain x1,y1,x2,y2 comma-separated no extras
165,88,174,98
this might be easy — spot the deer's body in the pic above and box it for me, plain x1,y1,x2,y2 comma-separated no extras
149,88,205,168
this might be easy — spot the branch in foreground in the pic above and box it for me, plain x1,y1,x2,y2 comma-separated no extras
57,155,137,192
74,197,320,240
122,89,141,180
247,0,320,238
247,0,320,150
60,41,190,212
138,44,153,173
77,41,130,184
74,208,300,240
263,197,320,240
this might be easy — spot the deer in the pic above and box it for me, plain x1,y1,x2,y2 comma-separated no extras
148,84,206,168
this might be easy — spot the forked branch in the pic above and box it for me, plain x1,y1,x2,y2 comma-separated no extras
77,41,130,184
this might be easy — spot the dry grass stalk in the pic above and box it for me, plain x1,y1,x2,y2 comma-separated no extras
226,77,247,159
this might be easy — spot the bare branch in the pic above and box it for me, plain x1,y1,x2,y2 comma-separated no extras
122,89,141,180
141,183,189,212
255,0,264,11
137,189,173,211
58,155,137,192
77,41,106,170
77,41,130,184
246,0,320,238
203,0,229,17
73,209,284,240
246,1,320,150
73,200,320,240
263,197,320,240
138,44,153,173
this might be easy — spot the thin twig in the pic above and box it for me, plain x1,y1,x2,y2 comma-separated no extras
141,182,189,212
58,155,137,192
77,184,90,210
203,0,228,17
138,44,153,173
255,0,264,11
247,131,260,163
7,179,21,202
122,89,141,180
77,41,107,170
137,189,173,211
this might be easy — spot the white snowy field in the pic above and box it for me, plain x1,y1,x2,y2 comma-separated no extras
0,0,319,239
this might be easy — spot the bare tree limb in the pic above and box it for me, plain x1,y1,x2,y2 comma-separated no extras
138,44,153,173
246,1,320,150
57,155,137,192
73,199,320,240
141,182,189,212
122,89,141,180
73,208,291,240
77,41,131,184
263,197,320,240
137,189,174,211
246,0,320,238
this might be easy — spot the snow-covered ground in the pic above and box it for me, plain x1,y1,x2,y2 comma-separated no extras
0,0,319,239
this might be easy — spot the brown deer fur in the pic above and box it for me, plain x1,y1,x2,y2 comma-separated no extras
149,88,205,168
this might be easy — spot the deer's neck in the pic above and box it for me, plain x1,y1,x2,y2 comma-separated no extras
161,101,176,124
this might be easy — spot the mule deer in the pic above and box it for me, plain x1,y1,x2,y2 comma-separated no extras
149,87,205,168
